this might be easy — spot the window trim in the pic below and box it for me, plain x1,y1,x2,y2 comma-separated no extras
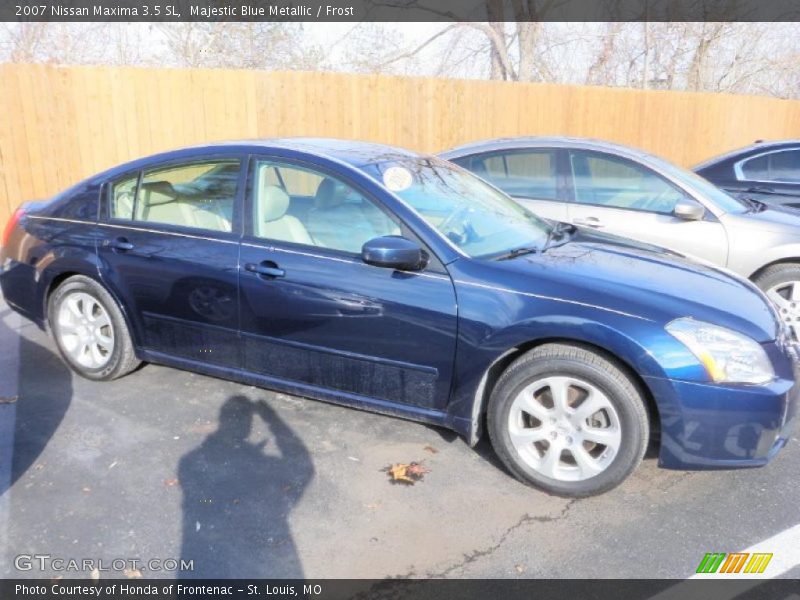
103,154,246,238
244,154,445,271
734,147,800,184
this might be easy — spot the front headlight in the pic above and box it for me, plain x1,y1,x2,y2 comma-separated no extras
666,318,774,384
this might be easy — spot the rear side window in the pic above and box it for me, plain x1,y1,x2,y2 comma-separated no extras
109,160,241,232
569,151,685,214
740,150,800,183
465,150,559,200
111,175,137,220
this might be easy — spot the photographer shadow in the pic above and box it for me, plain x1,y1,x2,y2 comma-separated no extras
178,395,313,578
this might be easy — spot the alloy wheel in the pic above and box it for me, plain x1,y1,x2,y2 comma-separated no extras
766,281,800,340
507,376,622,482
55,291,115,369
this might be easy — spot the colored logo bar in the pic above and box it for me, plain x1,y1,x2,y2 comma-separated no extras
696,552,773,574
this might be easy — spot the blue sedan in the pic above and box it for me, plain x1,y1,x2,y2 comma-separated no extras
1,138,797,496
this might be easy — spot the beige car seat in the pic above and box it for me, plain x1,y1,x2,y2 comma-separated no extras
255,172,313,244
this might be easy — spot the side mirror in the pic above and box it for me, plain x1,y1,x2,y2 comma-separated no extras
673,199,705,221
362,236,425,271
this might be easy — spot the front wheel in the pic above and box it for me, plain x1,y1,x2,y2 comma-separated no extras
48,275,141,381
753,263,800,340
487,343,649,497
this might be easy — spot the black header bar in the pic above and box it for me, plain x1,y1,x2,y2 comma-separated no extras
3,0,800,22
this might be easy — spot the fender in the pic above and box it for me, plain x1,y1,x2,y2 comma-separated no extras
747,244,800,279
34,245,143,351
448,313,681,446
33,245,103,324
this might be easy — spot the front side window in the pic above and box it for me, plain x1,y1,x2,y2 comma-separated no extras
251,161,400,254
360,157,551,259
740,150,800,183
465,150,559,200
569,151,685,214
110,160,241,232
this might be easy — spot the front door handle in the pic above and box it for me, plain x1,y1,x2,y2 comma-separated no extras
573,216,604,228
245,261,285,279
105,237,135,252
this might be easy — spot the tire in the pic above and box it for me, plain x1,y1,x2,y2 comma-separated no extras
753,263,800,339
487,343,649,497
47,275,141,381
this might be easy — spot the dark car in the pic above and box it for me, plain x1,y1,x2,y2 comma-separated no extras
695,140,800,210
1,138,797,497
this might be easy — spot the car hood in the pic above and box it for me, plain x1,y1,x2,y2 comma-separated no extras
489,229,779,342
723,204,800,235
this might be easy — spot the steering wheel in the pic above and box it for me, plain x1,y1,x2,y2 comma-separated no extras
438,205,473,245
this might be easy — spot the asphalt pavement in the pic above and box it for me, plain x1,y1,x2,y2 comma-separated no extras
1,292,799,580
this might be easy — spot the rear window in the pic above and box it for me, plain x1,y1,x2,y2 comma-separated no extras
462,150,559,200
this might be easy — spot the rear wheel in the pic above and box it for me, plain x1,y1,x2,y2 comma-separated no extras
48,275,140,380
753,263,800,340
487,343,649,497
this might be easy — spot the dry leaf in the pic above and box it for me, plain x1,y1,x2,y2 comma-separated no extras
164,478,179,487
515,564,525,573
406,463,430,477
423,445,439,454
388,464,414,484
90,568,100,581
384,461,430,485
123,568,142,579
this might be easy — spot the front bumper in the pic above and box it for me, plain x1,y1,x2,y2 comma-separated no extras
646,351,799,470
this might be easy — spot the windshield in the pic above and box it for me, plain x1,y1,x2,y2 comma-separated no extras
647,155,748,214
362,157,551,258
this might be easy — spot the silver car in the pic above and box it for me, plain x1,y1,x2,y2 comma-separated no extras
441,137,800,337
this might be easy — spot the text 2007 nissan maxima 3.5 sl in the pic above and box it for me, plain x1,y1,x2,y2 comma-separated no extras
1,139,797,496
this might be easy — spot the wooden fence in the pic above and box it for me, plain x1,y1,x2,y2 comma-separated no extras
2,63,800,229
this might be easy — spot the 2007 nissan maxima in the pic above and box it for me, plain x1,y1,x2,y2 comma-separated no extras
1,138,797,496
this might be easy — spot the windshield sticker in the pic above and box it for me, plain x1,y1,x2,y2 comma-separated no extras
383,167,413,192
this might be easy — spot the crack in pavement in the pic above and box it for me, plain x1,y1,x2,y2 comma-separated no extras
396,499,579,579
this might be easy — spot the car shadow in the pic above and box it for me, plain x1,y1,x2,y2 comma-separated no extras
178,395,313,578
0,310,73,496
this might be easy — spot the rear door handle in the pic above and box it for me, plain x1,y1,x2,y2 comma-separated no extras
573,217,604,228
105,237,135,252
245,261,285,279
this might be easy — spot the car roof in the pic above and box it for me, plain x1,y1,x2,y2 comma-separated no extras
694,139,800,171
439,136,654,161
192,137,421,167
94,137,422,182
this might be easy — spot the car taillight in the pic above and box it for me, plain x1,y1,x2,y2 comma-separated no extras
2,207,25,247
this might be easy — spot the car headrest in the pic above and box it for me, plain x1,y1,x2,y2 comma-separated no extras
140,180,178,205
471,160,488,176
259,184,290,222
315,178,348,209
